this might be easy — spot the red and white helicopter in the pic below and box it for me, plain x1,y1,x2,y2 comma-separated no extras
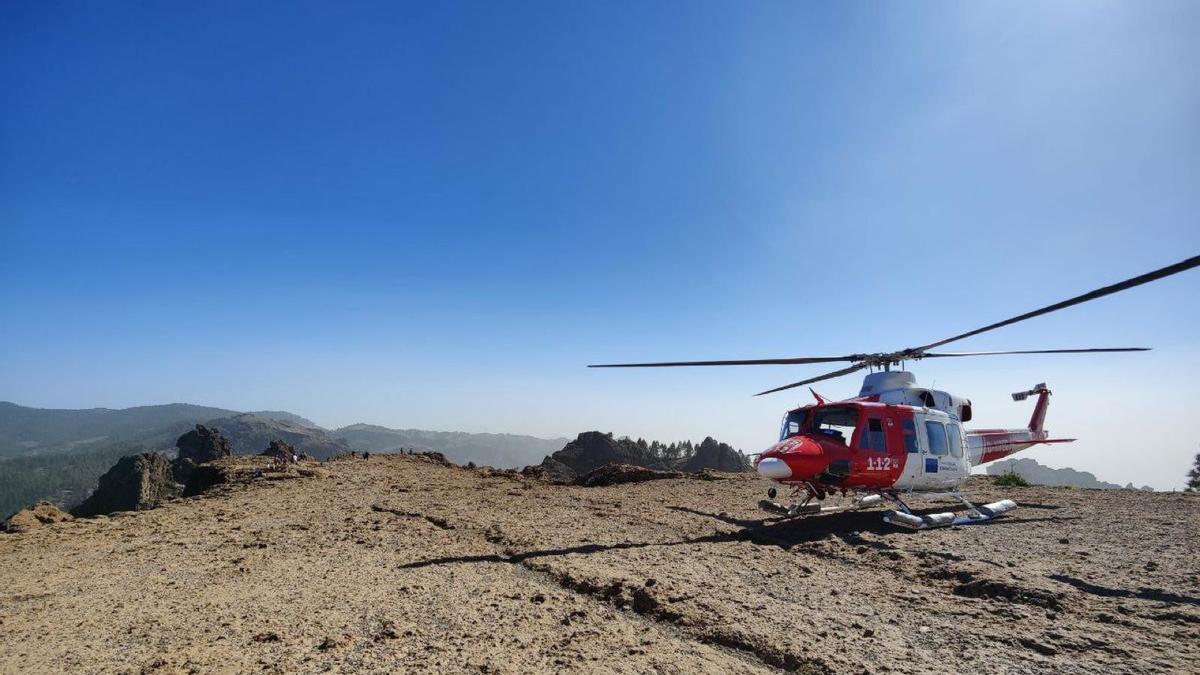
591,255,1199,529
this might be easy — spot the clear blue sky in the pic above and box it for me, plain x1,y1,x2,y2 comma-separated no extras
2,2,1198,488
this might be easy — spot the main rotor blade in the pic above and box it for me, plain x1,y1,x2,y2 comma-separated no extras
753,363,869,397
588,356,859,368
913,254,1200,353
923,347,1151,358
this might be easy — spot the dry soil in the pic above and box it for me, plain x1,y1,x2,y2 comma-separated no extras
1,454,1197,674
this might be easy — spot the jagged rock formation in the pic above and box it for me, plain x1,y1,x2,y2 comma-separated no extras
533,431,751,482
537,456,577,483
171,424,232,485
2,501,73,533
72,453,179,516
539,432,668,483
176,424,232,463
681,437,752,473
260,439,297,462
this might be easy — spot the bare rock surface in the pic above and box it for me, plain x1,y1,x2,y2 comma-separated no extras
575,463,683,487
2,501,73,533
70,452,179,517
176,423,232,464
1,455,1197,673
260,439,297,462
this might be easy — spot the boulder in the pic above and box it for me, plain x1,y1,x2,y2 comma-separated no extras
260,439,297,463
414,451,452,466
172,425,233,484
183,463,230,496
2,501,74,533
537,457,578,483
73,453,179,517
176,424,232,463
520,464,549,479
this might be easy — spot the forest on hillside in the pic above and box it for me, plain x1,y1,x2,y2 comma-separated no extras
0,440,156,518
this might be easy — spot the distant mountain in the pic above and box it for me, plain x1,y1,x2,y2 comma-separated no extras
987,457,1153,491
333,424,566,469
248,411,322,429
204,414,349,460
0,401,239,458
0,402,345,518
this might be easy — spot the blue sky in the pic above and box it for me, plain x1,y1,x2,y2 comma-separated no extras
2,2,1198,488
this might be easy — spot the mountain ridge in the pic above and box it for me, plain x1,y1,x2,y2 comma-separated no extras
986,457,1154,491
0,402,566,517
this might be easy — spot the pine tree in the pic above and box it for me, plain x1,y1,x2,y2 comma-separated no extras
1187,451,1200,491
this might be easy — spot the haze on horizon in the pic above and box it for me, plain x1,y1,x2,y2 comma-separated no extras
2,2,1197,490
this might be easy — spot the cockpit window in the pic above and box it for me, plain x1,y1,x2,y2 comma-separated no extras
779,410,806,440
809,406,858,446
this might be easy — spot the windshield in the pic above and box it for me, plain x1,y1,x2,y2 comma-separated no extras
779,406,860,445
808,406,859,445
779,410,807,440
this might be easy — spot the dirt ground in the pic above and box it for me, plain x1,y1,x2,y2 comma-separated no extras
1,454,1197,674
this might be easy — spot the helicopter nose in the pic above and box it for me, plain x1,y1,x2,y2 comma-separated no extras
758,436,825,481
756,457,792,479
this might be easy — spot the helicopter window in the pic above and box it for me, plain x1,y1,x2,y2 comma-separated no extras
859,417,886,452
947,424,963,458
925,421,948,456
901,420,918,453
808,406,857,445
779,411,807,440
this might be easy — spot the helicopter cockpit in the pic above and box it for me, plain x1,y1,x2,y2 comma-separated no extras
779,405,859,446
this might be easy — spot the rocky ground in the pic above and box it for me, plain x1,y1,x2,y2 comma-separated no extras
1,454,1197,674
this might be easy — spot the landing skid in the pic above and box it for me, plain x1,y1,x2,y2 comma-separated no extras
758,493,882,519
756,489,1018,529
882,492,1017,530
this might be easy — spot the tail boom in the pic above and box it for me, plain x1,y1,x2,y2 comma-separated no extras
967,383,1073,465
969,431,1075,465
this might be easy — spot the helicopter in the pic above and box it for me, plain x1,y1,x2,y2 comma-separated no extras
590,254,1200,529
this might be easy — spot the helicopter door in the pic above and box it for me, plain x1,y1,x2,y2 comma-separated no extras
920,418,957,489
892,412,926,490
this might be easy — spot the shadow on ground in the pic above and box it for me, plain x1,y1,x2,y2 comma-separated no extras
398,503,1082,570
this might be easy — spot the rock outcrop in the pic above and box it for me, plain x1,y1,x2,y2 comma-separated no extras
177,424,232,463
539,432,668,482
260,439,297,463
2,501,74,533
537,456,577,483
680,437,752,473
172,424,233,484
575,464,683,487
531,432,751,482
72,453,179,517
